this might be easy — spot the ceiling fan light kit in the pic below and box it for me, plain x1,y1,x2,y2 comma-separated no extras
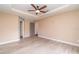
36,10,40,13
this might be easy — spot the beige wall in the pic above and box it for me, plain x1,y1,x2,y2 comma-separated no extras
0,12,19,44
35,22,38,34
24,19,30,37
37,11,79,44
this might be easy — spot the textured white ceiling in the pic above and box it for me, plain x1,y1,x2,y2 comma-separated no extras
12,4,64,15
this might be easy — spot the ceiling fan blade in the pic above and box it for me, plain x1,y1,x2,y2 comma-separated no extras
31,4,37,10
40,10,48,13
28,10,35,11
39,5,47,10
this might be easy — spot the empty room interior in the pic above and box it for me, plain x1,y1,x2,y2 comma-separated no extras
0,4,79,54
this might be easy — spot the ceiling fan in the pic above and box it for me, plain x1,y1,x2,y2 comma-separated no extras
28,4,48,15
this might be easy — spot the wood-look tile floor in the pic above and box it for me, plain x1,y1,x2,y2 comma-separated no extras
0,36,79,54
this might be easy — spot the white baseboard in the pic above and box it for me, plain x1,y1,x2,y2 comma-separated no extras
38,35,79,47
0,39,20,45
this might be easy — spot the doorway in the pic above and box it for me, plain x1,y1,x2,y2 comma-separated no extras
30,22,35,37
19,16,24,39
